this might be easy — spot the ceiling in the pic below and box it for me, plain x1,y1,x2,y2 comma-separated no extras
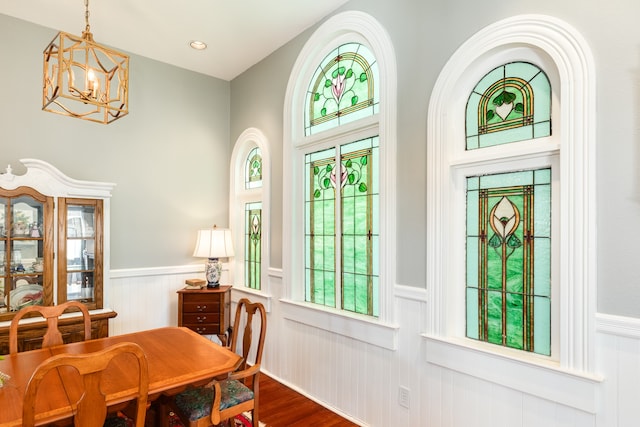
0,0,349,81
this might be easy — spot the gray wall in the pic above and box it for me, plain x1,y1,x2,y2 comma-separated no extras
3,0,640,318
229,0,640,317
0,14,231,269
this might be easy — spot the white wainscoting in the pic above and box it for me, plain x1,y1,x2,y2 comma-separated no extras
107,267,640,427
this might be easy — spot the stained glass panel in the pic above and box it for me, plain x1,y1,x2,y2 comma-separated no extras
304,137,379,316
466,62,551,150
466,168,551,355
244,202,261,290
245,147,262,189
304,43,379,135
341,137,379,316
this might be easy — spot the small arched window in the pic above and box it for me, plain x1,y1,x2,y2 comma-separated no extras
466,62,551,149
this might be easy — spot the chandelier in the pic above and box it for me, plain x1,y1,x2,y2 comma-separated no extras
42,0,129,124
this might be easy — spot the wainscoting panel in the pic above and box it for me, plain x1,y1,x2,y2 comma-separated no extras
106,267,640,426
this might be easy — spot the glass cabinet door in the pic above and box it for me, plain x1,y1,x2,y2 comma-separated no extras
57,198,103,310
0,188,54,321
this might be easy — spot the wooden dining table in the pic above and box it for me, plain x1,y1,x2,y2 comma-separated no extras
0,326,242,426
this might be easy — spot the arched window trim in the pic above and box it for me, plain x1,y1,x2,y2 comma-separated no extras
425,14,600,411
282,11,399,350
230,127,271,306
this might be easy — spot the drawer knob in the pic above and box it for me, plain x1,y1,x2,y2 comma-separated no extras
197,316,207,323
196,305,208,311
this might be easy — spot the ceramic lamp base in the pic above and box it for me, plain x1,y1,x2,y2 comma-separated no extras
205,257,221,288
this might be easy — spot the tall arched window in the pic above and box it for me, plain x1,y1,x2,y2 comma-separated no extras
282,11,397,348
426,14,597,405
464,61,554,356
303,43,379,316
230,128,270,293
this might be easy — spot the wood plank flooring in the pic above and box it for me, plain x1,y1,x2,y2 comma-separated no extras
258,373,360,427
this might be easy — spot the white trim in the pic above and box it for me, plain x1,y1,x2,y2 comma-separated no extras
424,334,602,414
231,286,273,312
281,298,399,350
596,313,640,339
394,284,428,303
0,158,116,198
426,14,596,373
282,11,397,333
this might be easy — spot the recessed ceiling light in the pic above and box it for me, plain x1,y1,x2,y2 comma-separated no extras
189,40,207,50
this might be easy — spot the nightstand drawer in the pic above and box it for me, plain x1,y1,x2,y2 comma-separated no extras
183,313,220,324
182,301,220,314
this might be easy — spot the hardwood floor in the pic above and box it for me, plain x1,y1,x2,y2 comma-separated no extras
258,373,360,427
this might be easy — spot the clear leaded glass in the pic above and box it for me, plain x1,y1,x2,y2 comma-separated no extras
466,168,551,355
245,147,262,189
304,43,379,135
466,62,551,149
244,202,262,290
305,136,379,316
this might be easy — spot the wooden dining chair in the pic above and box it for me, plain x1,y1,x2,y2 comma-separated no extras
22,342,149,427
166,298,267,427
9,300,92,354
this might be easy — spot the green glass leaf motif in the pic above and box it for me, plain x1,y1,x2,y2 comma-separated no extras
314,166,319,175
359,73,367,82
326,164,333,172
493,90,517,107
346,69,354,79
314,93,320,102
345,159,352,168
358,183,367,193
360,156,367,166
324,79,332,88
348,173,356,184
323,177,331,188
488,233,502,248
515,103,524,113
506,234,522,249
321,107,327,117
486,110,495,121
314,189,321,198
351,96,358,106
332,67,346,78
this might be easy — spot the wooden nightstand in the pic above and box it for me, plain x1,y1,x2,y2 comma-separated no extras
177,285,232,345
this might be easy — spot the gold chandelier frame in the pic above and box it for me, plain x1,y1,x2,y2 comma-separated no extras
42,0,129,124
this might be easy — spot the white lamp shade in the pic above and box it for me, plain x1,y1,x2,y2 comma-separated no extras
193,228,235,259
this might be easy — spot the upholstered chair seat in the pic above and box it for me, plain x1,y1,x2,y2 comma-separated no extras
175,379,254,422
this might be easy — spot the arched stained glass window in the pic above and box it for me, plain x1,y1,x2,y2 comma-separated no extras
466,168,551,355
230,128,270,294
304,43,379,135
245,147,262,189
466,62,551,150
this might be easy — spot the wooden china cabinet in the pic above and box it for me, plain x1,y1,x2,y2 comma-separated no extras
0,159,117,354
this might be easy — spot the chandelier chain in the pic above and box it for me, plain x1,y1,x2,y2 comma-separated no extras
84,0,90,33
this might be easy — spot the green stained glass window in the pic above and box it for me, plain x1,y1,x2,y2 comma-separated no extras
466,168,551,355
245,147,262,189
305,136,379,316
304,43,379,136
466,62,551,150
244,202,262,290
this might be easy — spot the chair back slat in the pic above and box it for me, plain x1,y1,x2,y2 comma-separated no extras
10,301,92,354
22,342,149,427
229,299,267,372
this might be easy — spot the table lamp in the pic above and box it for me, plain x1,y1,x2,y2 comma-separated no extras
193,226,234,288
